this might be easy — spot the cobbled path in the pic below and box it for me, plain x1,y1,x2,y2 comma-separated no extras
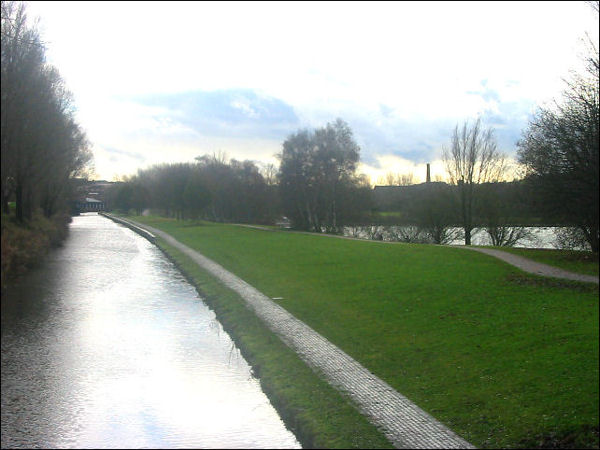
108,215,474,449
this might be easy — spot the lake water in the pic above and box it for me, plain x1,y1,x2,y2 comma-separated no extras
344,225,581,249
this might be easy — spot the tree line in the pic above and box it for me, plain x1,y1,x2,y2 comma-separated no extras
107,153,279,224
371,178,537,248
1,1,92,222
108,119,373,233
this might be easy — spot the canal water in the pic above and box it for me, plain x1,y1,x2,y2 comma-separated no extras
1,213,301,449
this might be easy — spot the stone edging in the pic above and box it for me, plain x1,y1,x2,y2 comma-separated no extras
99,212,156,242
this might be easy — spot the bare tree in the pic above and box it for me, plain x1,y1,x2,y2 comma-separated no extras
399,172,415,186
378,171,415,186
443,118,506,245
260,162,278,186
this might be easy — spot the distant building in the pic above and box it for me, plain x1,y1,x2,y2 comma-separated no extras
71,179,118,213
373,182,447,211
76,197,105,212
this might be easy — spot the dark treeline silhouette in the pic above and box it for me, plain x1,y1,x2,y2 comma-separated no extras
1,1,92,222
107,153,280,225
372,180,536,246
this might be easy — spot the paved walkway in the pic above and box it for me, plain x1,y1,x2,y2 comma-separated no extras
237,224,599,284
107,215,474,449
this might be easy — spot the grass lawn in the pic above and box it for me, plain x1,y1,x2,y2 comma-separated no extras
484,247,599,277
133,215,599,449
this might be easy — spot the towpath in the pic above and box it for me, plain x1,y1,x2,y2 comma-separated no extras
106,215,474,449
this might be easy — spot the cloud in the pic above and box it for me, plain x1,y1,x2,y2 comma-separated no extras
104,146,147,162
90,86,536,181
342,79,537,172
93,145,152,180
130,89,300,141
466,80,501,103
339,113,456,166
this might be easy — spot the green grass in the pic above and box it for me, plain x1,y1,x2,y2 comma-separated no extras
484,247,599,277
376,211,404,218
132,215,599,449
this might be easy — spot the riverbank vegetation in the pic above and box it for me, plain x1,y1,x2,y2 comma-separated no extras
130,215,599,449
1,2,92,286
1,208,71,287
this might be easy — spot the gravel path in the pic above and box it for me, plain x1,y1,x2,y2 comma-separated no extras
106,215,474,449
461,247,599,284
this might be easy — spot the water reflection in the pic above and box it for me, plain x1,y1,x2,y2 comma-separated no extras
344,225,579,249
1,213,300,449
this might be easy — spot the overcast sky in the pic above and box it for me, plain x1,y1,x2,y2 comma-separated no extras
26,1,599,183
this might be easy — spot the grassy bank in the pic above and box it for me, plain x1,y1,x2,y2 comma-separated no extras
133,215,598,449
1,211,71,288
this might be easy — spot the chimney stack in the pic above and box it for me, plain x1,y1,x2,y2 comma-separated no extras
426,163,431,183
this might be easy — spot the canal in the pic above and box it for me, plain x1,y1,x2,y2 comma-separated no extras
1,213,301,449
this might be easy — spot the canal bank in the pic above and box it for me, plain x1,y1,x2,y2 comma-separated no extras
100,212,395,448
1,213,300,449
101,213,473,449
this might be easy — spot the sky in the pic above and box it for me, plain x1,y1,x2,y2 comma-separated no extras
25,1,599,184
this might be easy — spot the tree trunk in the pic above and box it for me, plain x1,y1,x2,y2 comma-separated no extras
2,194,9,215
464,227,472,245
15,183,23,222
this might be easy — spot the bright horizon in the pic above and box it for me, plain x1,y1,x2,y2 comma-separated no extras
25,1,599,184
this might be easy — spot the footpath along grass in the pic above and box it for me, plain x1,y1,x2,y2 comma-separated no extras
133,216,599,449
484,247,599,277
